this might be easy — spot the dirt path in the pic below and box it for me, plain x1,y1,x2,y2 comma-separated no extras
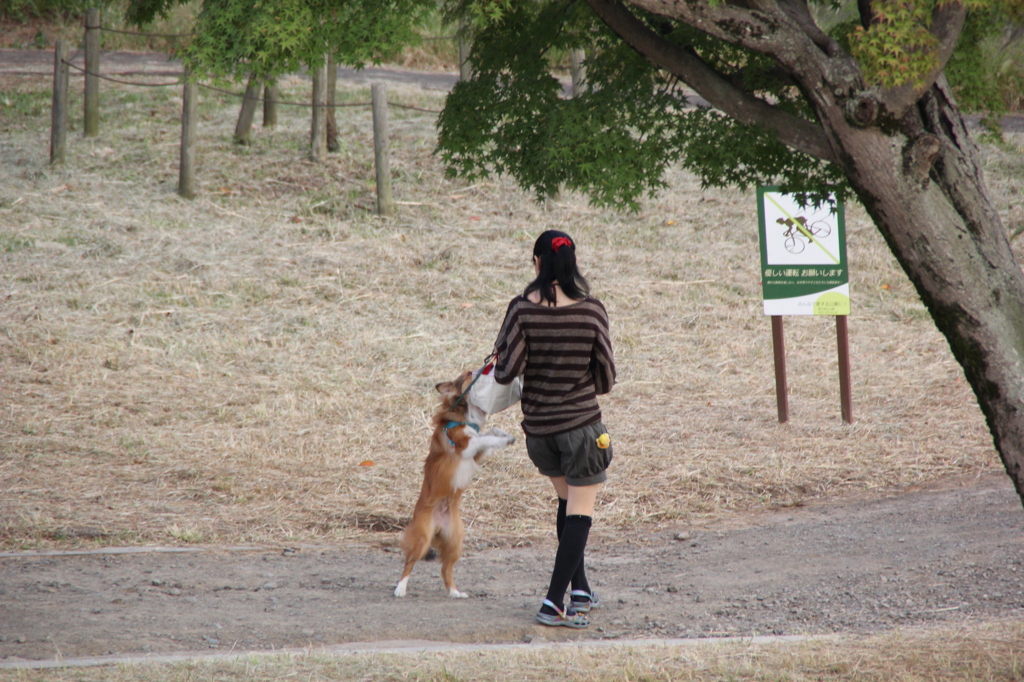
2,474,1022,666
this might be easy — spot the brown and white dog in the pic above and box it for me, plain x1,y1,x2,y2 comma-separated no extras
393,370,515,598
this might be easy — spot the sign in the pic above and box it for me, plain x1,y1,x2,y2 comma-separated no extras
757,187,849,316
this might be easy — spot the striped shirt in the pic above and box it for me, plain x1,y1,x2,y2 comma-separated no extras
493,295,615,437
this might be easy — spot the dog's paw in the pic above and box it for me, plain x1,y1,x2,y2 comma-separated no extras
394,578,408,598
489,428,515,445
448,588,469,599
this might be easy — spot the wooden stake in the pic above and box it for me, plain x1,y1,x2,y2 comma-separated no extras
84,8,100,137
458,20,472,82
326,52,339,152
263,83,278,128
50,40,69,165
570,49,586,97
771,315,789,423
371,83,394,217
178,69,197,200
836,314,853,424
310,60,328,162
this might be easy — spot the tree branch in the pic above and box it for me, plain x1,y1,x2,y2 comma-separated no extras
585,0,838,163
774,0,841,56
627,0,863,95
877,2,967,119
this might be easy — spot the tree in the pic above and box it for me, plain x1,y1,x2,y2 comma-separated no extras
436,0,1024,506
127,0,435,81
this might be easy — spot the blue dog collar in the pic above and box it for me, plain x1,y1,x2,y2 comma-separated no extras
444,421,480,446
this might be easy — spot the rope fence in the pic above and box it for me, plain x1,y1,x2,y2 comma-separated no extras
98,26,194,39
59,63,443,112
64,62,182,88
98,25,453,41
46,8,459,214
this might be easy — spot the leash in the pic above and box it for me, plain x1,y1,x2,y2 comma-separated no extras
444,353,495,445
450,370,482,411
449,352,495,410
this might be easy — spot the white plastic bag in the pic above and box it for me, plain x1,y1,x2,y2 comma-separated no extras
469,361,522,414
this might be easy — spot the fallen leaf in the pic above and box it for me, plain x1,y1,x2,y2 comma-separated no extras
359,460,375,467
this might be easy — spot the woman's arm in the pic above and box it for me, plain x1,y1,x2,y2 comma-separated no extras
591,303,616,395
493,298,526,385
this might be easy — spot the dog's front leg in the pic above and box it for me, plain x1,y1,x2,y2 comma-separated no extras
461,429,515,459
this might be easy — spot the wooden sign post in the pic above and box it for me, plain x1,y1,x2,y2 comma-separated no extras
757,187,852,424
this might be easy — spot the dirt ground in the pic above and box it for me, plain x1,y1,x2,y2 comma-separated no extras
2,473,1022,666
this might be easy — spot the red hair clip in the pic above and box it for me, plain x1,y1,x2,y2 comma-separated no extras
551,237,573,253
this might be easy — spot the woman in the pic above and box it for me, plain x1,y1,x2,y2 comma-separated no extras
493,230,616,628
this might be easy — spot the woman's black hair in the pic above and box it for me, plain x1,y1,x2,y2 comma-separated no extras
524,230,591,305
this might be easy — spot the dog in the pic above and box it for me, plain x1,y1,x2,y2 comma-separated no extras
394,370,515,598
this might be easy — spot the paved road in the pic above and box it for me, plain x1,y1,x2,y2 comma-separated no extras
0,49,459,92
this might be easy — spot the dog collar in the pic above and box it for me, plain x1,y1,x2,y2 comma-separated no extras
444,421,480,446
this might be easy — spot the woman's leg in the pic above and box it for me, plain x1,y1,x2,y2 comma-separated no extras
548,476,600,516
550,478,592,596
540,479,600,616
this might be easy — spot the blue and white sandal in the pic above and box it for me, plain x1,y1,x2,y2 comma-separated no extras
535,599,589,628
569,590,600,613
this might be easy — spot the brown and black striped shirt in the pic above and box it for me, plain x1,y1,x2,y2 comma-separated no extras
493,295,615,437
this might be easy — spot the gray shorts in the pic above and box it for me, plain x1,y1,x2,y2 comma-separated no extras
525,421,613,486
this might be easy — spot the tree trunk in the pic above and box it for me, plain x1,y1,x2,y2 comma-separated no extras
233,76,263,145
824,81,1024,506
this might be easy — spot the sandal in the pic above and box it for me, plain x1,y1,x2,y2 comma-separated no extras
569,589,599,613
535,599,589,628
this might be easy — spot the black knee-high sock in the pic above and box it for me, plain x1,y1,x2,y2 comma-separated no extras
556,498,591,595
543,514,591,611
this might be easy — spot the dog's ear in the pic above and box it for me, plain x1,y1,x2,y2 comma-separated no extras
435,381,458,398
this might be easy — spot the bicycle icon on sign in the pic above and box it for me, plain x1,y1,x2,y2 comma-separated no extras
776,216,831,254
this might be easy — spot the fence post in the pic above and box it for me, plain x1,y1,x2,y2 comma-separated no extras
50,40,69,165
178,69,198,199
233,76,263,145
371,83,394,217
570,49,586,97
458,21,472,82
310,60,328,162
84,8,101,137
263,83,278,128
326,52,339,152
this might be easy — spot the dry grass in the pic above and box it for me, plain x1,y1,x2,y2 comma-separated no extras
1,65,1022,552
2,621,1021,681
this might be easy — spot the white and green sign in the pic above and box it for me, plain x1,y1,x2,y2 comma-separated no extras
757,187,849,316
